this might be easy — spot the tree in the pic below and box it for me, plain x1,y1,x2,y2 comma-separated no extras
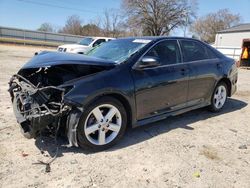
60,15,83,35
191,9,241,43
37,22,54,32
122,0,197,36
102,9,123,37
82,24,102,36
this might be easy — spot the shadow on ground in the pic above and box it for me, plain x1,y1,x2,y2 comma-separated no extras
35,98,247,157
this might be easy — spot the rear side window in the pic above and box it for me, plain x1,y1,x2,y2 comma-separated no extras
180,40,217,62
206,46,218,59
145,40,181,66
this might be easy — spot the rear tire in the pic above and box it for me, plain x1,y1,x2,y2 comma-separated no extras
77,97,127,151
209,82,228,112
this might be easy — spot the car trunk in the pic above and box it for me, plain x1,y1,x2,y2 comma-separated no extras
240,39,250,67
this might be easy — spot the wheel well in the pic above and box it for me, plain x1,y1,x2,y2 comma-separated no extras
218,78,232,97
90,93,133,128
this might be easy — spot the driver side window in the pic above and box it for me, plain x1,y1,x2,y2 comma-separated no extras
145,40,181,66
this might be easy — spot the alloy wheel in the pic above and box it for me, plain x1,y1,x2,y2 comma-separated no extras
213,85,227,109
84,104,122,145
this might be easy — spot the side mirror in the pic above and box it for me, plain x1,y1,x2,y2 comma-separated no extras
137,56,160,69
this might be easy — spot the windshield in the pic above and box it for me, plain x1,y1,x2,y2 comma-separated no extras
78,37,94,46
86,39,150,63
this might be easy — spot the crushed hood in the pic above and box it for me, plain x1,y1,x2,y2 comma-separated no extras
22,51,116,69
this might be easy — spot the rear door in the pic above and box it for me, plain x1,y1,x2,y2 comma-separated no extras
132,40,189,120
179,39,222,106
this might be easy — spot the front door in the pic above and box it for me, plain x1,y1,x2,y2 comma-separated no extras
132,40,189,120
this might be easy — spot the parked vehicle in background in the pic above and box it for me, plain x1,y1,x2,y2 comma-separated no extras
57,37,114,54
9,37,238,151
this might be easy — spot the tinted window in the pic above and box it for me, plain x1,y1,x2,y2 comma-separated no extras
86,39,148,63
145,40,181,65
78,38,94,46
93,39,106,47
180,40,211,62
206,46,219,59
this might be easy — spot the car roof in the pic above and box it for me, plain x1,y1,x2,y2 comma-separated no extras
118,36,200,42
86,37,115,40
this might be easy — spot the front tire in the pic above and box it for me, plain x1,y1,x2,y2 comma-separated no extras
77,97,127,151
209,82,228,112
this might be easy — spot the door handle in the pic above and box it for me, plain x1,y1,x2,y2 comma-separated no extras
181,68,189,75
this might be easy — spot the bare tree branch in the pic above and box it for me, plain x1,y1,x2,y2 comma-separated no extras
122,0,197,36
191,9,241,43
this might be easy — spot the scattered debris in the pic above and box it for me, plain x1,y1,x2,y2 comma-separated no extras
193,172,200,178
218,170,223,173
183,144,195,149
32,121,60,173
33,160,51,173
21,151,29,157
229,129,238,133
244,160,249,164
239,145,247,149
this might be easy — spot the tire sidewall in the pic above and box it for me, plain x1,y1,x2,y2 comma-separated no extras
77,97,127,151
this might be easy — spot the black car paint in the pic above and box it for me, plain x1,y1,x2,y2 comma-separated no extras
9,37,237,141
23,51,116,69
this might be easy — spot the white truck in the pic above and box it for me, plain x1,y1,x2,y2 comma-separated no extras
57,37,114,54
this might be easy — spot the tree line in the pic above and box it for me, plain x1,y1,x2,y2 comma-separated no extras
37,0,241,43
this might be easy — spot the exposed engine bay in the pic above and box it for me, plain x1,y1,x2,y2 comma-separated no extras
8,53,113,147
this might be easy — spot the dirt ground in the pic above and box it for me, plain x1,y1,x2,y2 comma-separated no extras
0,44,249,188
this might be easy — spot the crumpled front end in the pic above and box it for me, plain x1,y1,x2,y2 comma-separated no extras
9,74,69,138
8,51,115,146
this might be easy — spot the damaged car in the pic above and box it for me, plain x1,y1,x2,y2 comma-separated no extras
9,37,238,151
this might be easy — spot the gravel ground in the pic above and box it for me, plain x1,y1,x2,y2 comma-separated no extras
0,44,250,188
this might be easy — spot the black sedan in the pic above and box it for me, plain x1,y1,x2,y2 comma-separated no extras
9,37,238,151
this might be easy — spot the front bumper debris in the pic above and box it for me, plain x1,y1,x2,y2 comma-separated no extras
8,74,69,138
